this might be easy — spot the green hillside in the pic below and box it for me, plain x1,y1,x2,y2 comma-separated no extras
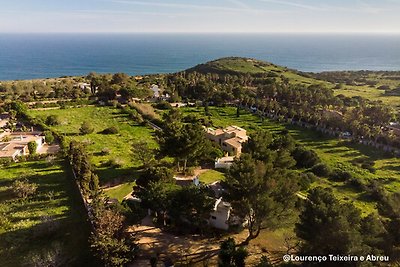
187,57,319,85
187,57,400,110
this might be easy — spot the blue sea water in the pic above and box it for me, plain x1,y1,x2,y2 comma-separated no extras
0,33,400,80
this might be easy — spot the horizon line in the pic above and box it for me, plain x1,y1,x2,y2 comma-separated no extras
1,31,400,35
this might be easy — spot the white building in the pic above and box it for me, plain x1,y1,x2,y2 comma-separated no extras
0,132,45,161
209,197,231,230
150,84,160,98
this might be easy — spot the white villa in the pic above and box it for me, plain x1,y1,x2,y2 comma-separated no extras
206,125,248,156
206,125,248,169
0,132,45,161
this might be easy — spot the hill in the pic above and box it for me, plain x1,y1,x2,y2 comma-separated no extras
186,57,318,85
186,57,400,110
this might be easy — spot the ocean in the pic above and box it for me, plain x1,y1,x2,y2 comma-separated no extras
0,33,400,81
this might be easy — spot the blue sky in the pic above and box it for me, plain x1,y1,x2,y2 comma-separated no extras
0,0,399,33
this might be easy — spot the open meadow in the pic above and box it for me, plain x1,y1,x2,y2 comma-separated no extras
29,106,157,187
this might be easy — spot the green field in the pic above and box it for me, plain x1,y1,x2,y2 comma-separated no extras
181,106,400,214
199,170,226,184
29,106,157,185
0,160,91,266
105,181,136,201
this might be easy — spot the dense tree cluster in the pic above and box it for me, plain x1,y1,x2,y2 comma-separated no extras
136,181,214,233
225,130,300,244
157,109,222,172
163,69,399,148
295,186,400,265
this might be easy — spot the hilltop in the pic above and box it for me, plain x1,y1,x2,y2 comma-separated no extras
186,57,400,110
186,57,319,85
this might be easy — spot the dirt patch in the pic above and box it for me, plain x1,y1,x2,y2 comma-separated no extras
129,216,287,266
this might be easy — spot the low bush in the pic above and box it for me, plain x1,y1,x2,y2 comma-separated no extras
310,163,331,177
100,126,119,135
292,146,321,168
154,100,172,110
298,172,317,190
329,169,353,182
79,121,94,135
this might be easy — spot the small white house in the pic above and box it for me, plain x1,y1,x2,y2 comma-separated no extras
150,84,160,98
209,197,231,230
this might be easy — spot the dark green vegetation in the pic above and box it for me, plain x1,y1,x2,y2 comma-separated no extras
296,187,400,264
134,110,222,233
0,160,91,266
226,130,299,243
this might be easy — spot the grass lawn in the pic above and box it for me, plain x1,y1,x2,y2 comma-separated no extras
105,181,136,202
29,106,157,185
0,160,92,266
199,170,226,184
181,106,400,215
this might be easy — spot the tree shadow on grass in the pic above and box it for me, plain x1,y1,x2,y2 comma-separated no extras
0,215,93,267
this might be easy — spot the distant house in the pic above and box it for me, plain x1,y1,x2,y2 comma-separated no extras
209,197,231,230
206,125,248,156
150,84,160,98
0,132,45,161
77,82,91,91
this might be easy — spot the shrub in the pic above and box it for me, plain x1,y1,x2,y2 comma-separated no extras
136,166,174,188
12,179,38,199
292,146,321,168
44,131,55,144
28,141,38,155
101,126,119,135
361,161,376,173
104,158,124,168
154,101,172,110
298,172,317,190
329,169,353,182
80,121,94,135
45,115,60,126
0,158,13,167
310,163,331,177
346,177,365,191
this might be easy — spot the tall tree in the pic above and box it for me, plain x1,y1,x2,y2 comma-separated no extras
296,187,369,258
225,153,299,244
